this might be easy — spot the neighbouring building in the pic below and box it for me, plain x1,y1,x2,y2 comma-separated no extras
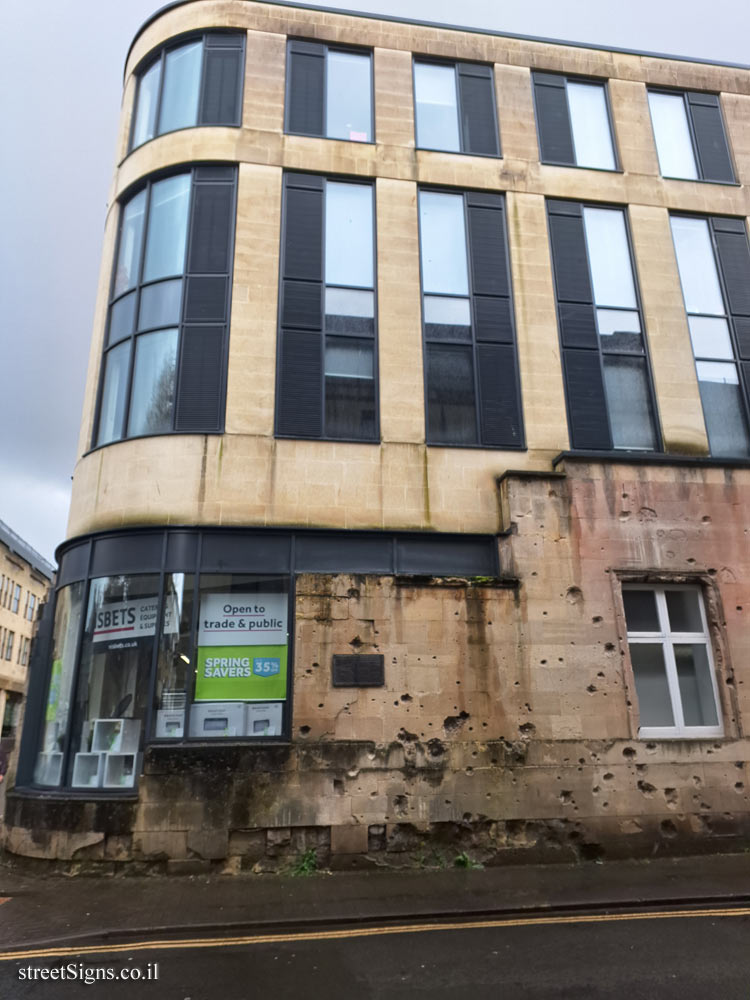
5,0,750,871
0,521,54,791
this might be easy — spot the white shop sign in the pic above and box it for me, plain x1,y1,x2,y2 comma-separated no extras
92,595,178,645
197,593,288,647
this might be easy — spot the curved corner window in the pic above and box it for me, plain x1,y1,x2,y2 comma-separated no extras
130,32,245,152
94,166,237,447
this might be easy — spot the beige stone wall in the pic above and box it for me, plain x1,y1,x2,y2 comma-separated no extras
69,0,750,541
10,459,750,866
0,543,50,696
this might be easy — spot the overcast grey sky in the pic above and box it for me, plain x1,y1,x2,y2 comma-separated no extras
1,0,749,564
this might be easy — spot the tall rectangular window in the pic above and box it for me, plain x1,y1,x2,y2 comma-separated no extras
276,174,377,441
27,592,37,621
11,583,21,614
648,90,735,183
623,585,722,739
286,41,372,142
547,200,659,451
414,61,500,156
670,214,750,456
130,33,245,151
94,166,237,447
418,189,523,448
533,73,617,170
5,631,14,660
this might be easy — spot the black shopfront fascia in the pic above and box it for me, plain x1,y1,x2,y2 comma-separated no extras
16,526,499,791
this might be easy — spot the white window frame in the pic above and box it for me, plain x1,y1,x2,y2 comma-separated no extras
624,584,723,739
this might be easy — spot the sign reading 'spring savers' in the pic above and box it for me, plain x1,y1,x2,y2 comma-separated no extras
194,594,288,701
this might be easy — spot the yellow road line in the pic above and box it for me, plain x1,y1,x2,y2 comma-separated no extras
2,906,749,963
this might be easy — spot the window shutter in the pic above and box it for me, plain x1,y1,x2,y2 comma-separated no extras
188,183,234,273
688,93,734,183
286,40,325,136
276,174,324,437
477,344,522,446
200,35,244,126
711,218,750,317
548,201,611,449
457,63,499,156
175,171,236,432
277,331,323,436
466,192,523,446
533,73,575,164
563,349,610,450
175,326,226,431
712,218,750,406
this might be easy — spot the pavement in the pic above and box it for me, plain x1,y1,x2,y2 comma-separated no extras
1,851,749,952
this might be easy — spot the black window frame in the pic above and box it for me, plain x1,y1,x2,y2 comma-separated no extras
670,212,750,455
275,171,380,444
546,198,663,453
647,87,736,185
417,186,524,450
91,164,238,451
284,39,375,144
128,31,246,154
412,58,501,157
532,71,620,171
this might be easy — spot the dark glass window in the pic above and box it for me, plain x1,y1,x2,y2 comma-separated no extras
130,33,245,151
547,200,659,451
533,73,617,170
94,166,237,447
276,174,378,441
285,41,373,142
414,61,500,156
418,189,523,448
648,90,735,183
670,214,750,456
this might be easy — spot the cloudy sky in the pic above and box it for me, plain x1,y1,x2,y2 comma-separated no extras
2,0,749,564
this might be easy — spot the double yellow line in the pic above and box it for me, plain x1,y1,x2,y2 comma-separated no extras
2,905,749,963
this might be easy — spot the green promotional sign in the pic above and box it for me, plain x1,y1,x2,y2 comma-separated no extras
194,644,288,701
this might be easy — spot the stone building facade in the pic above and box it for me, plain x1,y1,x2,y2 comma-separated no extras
5,0,750,870
0,521,54,790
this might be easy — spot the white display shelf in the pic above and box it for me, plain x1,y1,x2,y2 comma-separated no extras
72,752,105,788
35,751,63,786
91,718,141,754
103,753,140,789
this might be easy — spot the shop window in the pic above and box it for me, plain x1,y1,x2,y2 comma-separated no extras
670,214,750,457
35,583,85,787
533,73,617,170
414,61,500,156
94,165,236,447
285,41,373,142
418,188,523,448
66,574,159,790
648,90,735,183
623,585,723,739
130,33,245,151
276,173,378,441
547,199,659,451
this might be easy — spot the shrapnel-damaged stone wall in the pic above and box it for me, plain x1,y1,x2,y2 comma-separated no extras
5,465,750,873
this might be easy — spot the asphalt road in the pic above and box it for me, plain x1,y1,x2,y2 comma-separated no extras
2,904,750,999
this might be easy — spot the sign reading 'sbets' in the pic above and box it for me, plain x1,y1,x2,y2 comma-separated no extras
194,594,288,701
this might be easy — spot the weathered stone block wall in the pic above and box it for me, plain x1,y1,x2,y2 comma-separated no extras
6,475,750,871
